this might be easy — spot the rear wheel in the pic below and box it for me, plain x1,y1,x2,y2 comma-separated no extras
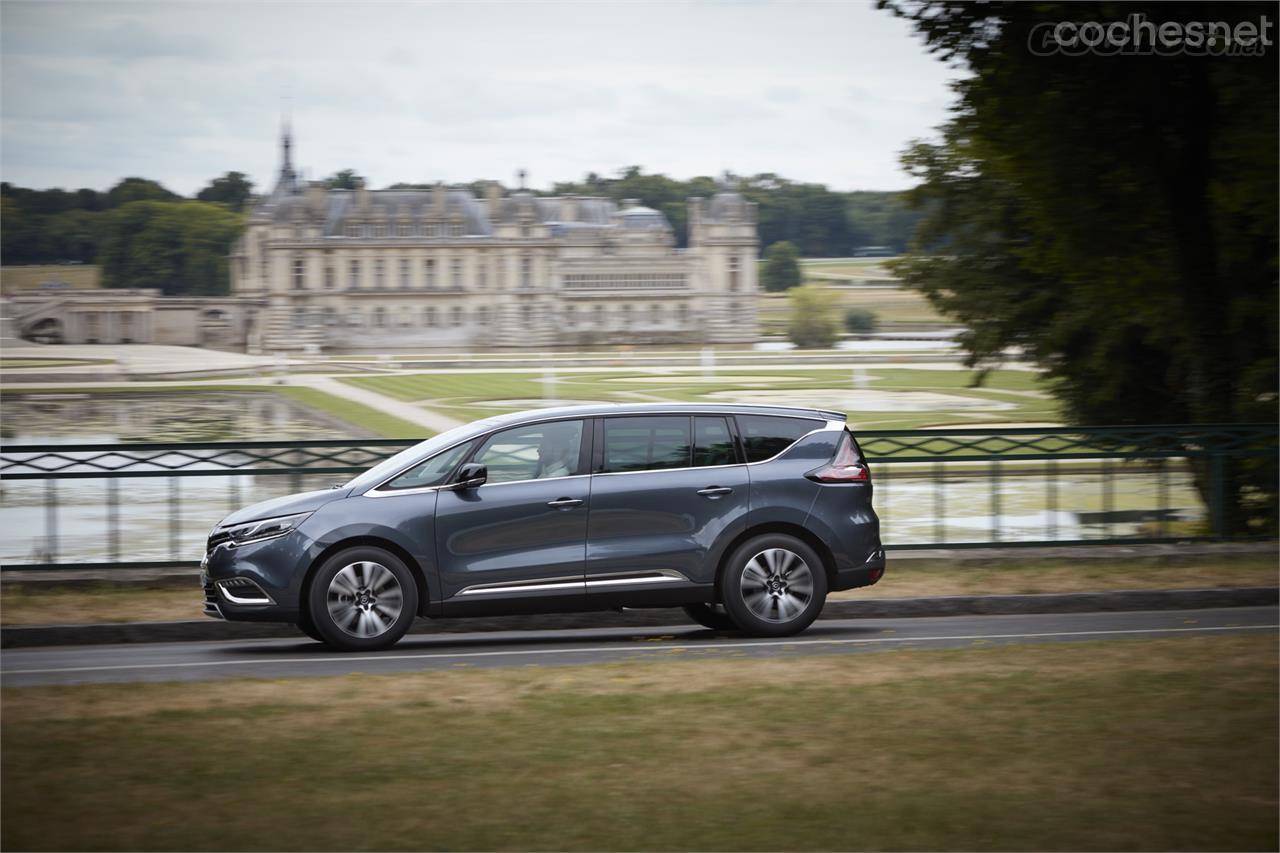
307,546,418,651
720,534,827,637
682,603,737,631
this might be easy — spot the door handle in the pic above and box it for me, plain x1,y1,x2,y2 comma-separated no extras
547,497,584,509
697,486,734,498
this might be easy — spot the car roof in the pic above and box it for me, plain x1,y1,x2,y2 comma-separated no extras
474,402,845,430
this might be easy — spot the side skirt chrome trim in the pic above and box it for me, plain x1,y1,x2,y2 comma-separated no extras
454,570,693,597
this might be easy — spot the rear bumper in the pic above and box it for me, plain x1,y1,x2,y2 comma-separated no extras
831,549,886,592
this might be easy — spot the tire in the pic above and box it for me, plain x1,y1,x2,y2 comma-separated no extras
682,603,738,631
306,546,419,651
295,610,324,642
720,534,827,637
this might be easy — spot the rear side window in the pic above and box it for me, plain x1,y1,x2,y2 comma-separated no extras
603,416,690,472
694,416,736,467
736,415,822,462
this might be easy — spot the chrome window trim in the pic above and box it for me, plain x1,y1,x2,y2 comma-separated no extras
594,419,843,476
363,412,843,497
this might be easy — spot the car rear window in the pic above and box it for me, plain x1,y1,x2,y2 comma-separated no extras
736,415,823,462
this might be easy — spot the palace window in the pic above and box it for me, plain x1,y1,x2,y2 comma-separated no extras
451,258,463,289
374,307,386,328
562,273,687,290
476,306,489,326
423,306,437,327
451,306,463,327
324,307,337,326
399,258,410,289
374,260,385,289
292,257,305,290
728,256,740,291
424,258,436,289
650,304,662,325
477,258,488,289
565,304,576,325
293,307,306,329
521,304,532,324
345,224,359,237
348,259,361,289
349,308,362,327
324,265,335,290
620,304,632,326
520,254,532,289
677,303,689,325
399,223,412,237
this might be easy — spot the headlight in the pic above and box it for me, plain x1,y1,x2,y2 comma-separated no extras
218,512,311,547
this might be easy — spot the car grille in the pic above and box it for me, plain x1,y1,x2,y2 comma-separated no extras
206,529,233,554
202,576,223,619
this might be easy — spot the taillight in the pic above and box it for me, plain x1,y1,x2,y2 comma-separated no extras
806,431,870,483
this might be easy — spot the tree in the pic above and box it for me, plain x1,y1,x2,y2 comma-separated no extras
787,285,840,349
882,0,1278,531
105,177,178,207
762,241,802,292
98,200,244,296
325,169,364,190
196,172,254,211
844,308,878,334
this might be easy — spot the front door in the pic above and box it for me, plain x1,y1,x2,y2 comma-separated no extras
585,415,750,602
436,418,591,614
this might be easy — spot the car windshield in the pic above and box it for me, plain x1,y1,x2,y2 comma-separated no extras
343,421,492,492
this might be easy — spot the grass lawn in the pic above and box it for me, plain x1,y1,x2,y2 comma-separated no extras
340,366,1059,431
4,556,1274,626
760,287,949,331
2,634,1275,850
0,358,113,369
0,384,426,440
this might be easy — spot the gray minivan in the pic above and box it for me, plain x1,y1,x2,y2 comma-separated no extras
201,404,884,650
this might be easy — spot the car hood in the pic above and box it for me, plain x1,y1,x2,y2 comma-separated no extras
217,487,349,528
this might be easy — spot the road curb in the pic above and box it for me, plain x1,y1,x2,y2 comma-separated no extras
3,586,1275,649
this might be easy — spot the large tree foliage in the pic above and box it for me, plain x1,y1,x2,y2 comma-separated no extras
97,200,243,296
762,241,802,292
196,172,254,211
884,1,1278,530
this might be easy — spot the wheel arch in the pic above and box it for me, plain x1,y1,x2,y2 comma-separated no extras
712,521,837,600
302,536,431,617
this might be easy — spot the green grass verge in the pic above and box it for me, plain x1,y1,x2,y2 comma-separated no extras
0,358,113,369
1,384,427,440
3,556,1274,625
2,634,1275,850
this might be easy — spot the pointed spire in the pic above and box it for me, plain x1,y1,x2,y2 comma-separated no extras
281,116,293,175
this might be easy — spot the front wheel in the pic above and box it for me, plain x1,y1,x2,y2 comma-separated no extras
720,534,827,637
682,603,738,631
307,546,419,651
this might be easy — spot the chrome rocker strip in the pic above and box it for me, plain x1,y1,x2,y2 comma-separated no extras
456,569,691,597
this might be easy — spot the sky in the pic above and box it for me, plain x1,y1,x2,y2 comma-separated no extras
0,0,961,196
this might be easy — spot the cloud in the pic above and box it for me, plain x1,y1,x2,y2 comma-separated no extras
0,1,960,193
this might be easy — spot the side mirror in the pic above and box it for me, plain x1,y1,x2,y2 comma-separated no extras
450,462,487,490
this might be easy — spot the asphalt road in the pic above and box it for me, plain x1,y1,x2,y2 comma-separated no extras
2,606,1275,688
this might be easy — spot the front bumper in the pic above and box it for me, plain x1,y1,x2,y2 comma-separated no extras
831,548,886,592
200,534,305,623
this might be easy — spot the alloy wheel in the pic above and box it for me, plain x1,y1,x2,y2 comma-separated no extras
739,548,814,623
326,561,404,638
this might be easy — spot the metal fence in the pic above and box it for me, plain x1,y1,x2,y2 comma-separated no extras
1,424,1275,570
